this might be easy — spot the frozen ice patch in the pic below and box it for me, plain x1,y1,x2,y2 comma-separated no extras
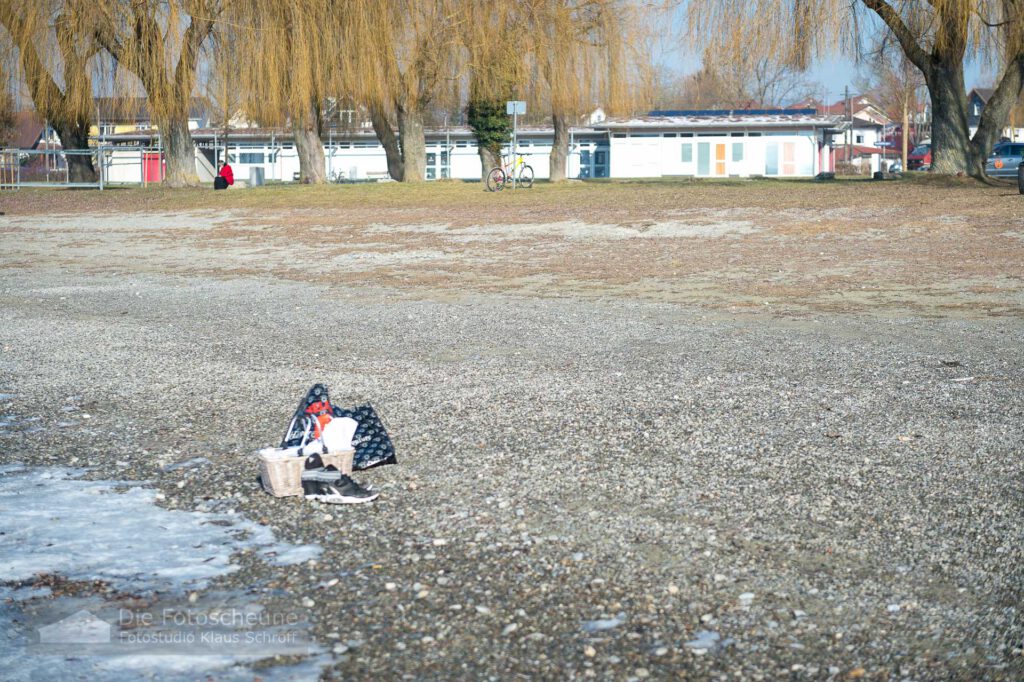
0,466,320,593
0,466,328,681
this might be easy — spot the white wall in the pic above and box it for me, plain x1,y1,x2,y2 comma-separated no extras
611,131,818,178
609,133,662,177
103,149,144,183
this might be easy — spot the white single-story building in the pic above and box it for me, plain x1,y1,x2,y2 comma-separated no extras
96,110,849,184
595,111,847,178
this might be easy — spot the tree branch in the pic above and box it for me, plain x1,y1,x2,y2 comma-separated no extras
860,0,932,78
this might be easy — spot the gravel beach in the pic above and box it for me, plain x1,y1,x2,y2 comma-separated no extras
1,181,1022,680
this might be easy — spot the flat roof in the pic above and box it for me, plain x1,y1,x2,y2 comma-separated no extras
596,113,848,130
93,124,609,145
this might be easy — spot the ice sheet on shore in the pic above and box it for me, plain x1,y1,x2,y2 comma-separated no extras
0,464,328,681
0,464,320,591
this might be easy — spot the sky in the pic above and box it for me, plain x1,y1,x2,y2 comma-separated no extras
656,5,991,107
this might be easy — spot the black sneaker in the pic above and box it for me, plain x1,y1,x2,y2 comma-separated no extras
301,456,378,504
302,472,379,504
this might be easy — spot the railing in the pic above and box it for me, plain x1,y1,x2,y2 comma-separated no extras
0,146,167,190
0,148,104,189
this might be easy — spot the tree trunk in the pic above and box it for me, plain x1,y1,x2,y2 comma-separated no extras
159,116,200,188
397,103,426,182
369,104,404,181
478,146,498,180
969,55,1024,176
51,119,96,183
549,112,570,182
293,122,326,184
926,63,972,175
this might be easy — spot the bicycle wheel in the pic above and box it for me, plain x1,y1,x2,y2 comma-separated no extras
486,167,507,192
518,165,534,189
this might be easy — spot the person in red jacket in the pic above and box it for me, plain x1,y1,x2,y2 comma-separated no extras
216,161,234,189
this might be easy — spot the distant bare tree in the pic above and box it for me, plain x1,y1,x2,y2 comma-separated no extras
858,35,926,171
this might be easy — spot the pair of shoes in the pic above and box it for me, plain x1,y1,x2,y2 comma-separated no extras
301,454,378,504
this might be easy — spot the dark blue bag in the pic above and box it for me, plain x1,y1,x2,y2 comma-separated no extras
332,403,397,470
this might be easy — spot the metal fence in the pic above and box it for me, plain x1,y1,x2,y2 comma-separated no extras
0,146,166,190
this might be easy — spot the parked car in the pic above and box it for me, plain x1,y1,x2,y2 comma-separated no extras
984,141,1024,179
907,142,931,171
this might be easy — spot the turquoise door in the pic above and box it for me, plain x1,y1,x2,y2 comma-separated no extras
697,142,710,176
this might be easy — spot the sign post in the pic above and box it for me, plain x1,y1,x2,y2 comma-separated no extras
506,100,526,189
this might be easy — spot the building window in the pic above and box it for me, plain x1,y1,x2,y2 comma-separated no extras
730,132,744,137
681,144,693,163
239,152,265,164
663,133,677,138
855,134,864,144
732,143,743,162
612,133,627,138
973,102,980,116
456,140,468,147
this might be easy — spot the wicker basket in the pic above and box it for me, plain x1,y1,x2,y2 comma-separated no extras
258,447,354,498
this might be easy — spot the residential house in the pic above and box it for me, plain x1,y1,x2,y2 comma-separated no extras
967,87,1023,142
7,110,66,180
10,110,61,150
809,95,898,171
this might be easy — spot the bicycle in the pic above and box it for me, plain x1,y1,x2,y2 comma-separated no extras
486,151,534,191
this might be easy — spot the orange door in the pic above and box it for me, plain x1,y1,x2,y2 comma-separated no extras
715,144,726,175
782,143,796,176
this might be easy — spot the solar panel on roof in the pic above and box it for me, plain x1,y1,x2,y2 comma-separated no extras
648,109,818,117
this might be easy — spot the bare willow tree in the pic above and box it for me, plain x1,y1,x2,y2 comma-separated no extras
88,0,223,187
521,0,655,182
0,1,98,181
363,0,464,182
225,0,348,184
687,0,1024,178
202,26,242,161
462,3,522,177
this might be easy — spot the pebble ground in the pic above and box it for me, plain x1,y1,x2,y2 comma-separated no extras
0,196,1022,680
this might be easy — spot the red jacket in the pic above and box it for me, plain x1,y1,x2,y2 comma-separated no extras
219,164,234,185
